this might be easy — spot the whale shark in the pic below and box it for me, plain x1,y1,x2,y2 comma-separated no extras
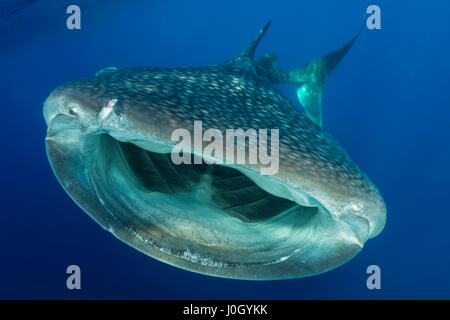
43,20,386,280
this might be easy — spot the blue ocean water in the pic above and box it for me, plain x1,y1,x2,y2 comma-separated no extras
1,0,449,299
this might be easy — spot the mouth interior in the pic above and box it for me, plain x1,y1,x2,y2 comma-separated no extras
120,140,298,223
91,134,324,266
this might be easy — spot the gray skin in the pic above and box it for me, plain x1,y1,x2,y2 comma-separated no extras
43,21,386,280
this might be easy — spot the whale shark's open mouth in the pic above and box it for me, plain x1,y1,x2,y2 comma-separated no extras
46,112,368,279
93,133,323,266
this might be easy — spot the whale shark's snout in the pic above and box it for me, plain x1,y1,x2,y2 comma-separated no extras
43,21,386,280
43,81,104,129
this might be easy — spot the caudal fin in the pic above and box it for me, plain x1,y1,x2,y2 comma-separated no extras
255,17,366,126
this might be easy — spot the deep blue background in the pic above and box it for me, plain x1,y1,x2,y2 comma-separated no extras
1,0,449,299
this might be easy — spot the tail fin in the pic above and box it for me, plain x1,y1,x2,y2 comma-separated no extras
255,18,365,126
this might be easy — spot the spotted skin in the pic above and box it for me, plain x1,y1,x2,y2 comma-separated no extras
54,63,380,211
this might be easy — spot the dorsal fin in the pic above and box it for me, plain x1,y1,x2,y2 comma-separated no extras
255,17,366,127
236,20,272,59
222,21,272,75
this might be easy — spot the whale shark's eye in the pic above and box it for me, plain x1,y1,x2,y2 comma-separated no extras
68,104,80,115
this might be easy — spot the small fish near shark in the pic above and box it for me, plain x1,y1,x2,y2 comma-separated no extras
43,18,386,280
